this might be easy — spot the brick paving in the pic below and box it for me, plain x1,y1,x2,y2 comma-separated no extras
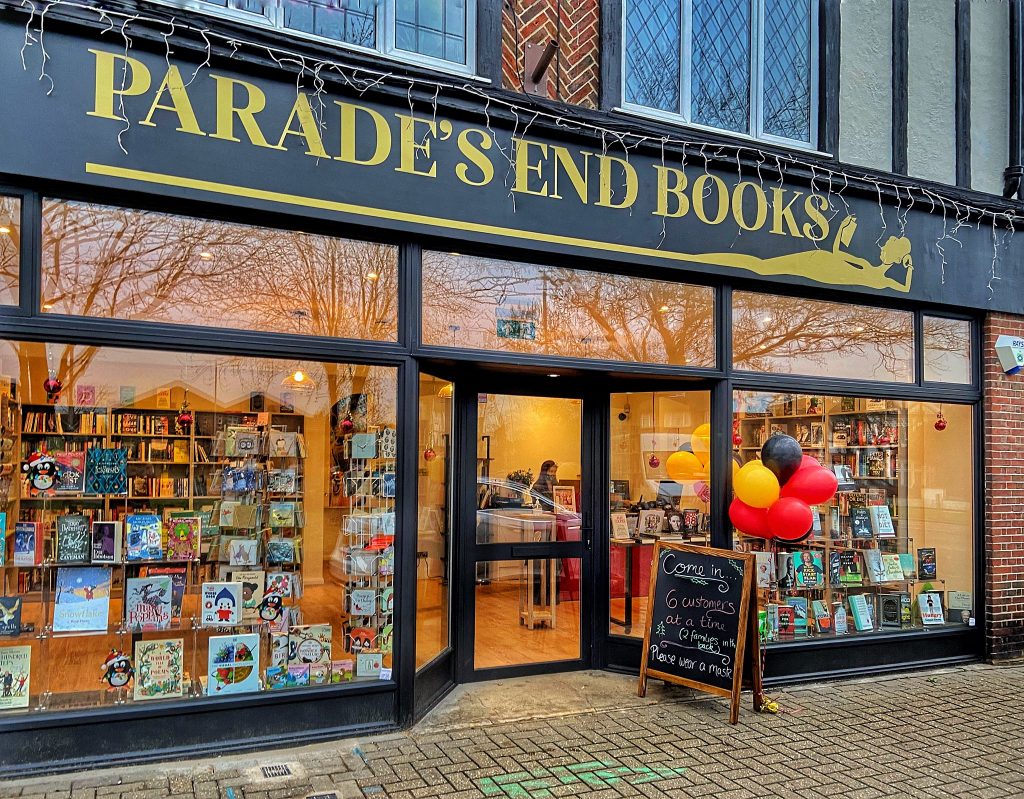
4,663,1024,799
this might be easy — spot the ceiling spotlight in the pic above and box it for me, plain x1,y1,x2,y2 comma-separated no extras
658,305,670,313
0,226,10,235
547,373,559,378
199,251,213,260
292,370,306,383
42,303,54,310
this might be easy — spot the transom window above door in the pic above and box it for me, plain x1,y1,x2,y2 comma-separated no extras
622,0,818,148
189,0,475,73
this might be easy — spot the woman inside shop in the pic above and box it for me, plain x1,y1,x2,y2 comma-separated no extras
531,460,558,502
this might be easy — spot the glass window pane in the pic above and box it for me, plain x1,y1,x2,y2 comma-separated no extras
0,196,18,306
283,0,377,48
691,0,751,133
610,390,711,639
0,340,399,713
732,391,974,643
624,0,681,112
422,252,715,367
393,0,467,65
417,373,451,667
41,200,398,341
762,0,813,142
924,316,972,383
732,291,913,382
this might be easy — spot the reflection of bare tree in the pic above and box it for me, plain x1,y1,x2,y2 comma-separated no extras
733,293,913,380
0,198,19,305
422,253,714,367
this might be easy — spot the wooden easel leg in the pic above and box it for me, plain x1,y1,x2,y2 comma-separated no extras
729,692,739,724
637,671,647,698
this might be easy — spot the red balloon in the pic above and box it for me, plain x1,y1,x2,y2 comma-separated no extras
767,497,814,541
780,466,839,506
728,497,771,539
797,455,821,472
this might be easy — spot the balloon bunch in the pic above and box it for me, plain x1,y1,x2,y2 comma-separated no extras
729,434,838,542
664,423,711,482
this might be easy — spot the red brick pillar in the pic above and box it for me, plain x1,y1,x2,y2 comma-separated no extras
983,312,1024,660
502,0,600,108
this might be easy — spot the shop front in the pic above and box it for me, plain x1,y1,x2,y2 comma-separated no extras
0,8,1007,773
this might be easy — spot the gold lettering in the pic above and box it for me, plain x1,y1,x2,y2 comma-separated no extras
802,194,830,241
550,146,592,203
88,49,151,121
455,128,494,186
596,155,638,209
770,188,804,237
692,174,729,225
653,166,689,218
395,114,438,177
512,138,549,196
275,93,329,157
139,66,204,134
209,75,282,149
337,102,392,166
731,181,768,231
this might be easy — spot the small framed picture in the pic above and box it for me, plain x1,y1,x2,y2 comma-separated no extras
280,392,294,413
552,485,576,512
250,392,266,412
610,512,629,539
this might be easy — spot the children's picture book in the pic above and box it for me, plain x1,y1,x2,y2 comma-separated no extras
848,594,874,631
133,638,184,700
265,665,287,690
880,554,905,583
356,651,383,678
85,448,128,495
863,548,885,584
207,633,260,695
270,634,289,667
309,663,330,685
90,521,122,564
0,597,23,636
777,605,795,636
126,514,162,560
791,551,823,588
124,576,173,632
850,506,873,539
288,623,332,664
917,547,937,579
868,505,896,538
200,582,242,626
52,567,111,632
811,599,832,633
754,551,776,588
232,570,265,622
13,522,41,566
228,538,259,566
265,572,294,598
839,550,864,585
330,659,354,683
142,566,187,619
919,592,945,625
898,552,916,579
0,646,31,709
785,596,808,635
285,664,310,688
165,517,201,561
54,451,87,494
55,514,91,563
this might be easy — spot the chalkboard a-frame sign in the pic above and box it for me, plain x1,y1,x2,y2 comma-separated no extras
637,542,764,724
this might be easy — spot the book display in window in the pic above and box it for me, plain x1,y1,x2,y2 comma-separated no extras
734,395,954,642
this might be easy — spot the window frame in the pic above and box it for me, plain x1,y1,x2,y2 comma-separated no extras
619,0,820,150
157,0,478,77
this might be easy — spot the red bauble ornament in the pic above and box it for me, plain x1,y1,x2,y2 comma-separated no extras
176,408,193,432
733,433,743,446
648,453,660,469
423,447,437,462
42,374,63,402
340,415,355,435
934,413,947,431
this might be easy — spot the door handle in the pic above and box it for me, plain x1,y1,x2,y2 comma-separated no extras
581,511,593,551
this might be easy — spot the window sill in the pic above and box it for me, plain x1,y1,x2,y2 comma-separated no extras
611,106,833,160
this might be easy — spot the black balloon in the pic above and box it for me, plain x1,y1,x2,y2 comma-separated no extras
761,434,804,486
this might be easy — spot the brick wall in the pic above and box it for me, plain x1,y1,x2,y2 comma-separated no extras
984,312,1024,660
501,0,600,108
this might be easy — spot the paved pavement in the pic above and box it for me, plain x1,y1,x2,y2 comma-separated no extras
3,663,1024,799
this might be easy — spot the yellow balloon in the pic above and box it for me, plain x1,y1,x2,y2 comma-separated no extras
691,423,712,457
666,450,703,482
732,459,740,479
733,461,780,508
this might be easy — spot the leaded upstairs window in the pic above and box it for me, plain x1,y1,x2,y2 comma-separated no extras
623,0,818,149
183,0,474,74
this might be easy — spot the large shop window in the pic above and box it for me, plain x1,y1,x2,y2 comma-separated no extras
41,200,399,341
421,252,716,367
623,0,818,147
0,195,19,306
732,291,914,383
733,391,975,641
609,390,711,638
0,342,398,713
194,0,474,71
